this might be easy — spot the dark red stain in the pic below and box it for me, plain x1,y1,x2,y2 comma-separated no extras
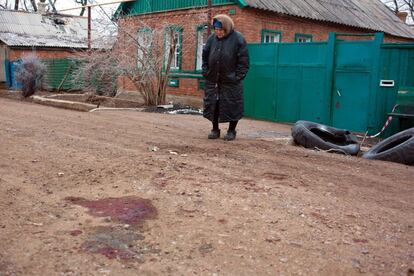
69,230,83,236
97,247,135,260
335,101,341,109
65,196,157,225
353,238,369,243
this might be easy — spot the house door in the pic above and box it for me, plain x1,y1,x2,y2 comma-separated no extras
331,41,375,132
0,45,6,82
331,71,371,132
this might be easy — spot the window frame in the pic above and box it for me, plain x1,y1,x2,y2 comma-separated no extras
195,24,209,73
261,29,282,43
295,33,313,43
136,27,152,69
164,25,183,72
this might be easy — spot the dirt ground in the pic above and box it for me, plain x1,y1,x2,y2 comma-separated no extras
0,96,413,276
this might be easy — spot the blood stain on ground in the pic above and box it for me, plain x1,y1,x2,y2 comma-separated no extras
81,227,159,261
65,196,157,225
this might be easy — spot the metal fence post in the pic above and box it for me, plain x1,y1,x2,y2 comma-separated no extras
326,32,336,125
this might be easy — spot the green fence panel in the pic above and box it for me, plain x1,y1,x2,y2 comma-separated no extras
42,58,81,91
245,42,330,124
42,58,117,94
331,40,376,132
379,44,414,135
276,66,301,122
245,33,414,136
299,66,330,122
244,43,277,121
276,42,329,124
332,71,371,131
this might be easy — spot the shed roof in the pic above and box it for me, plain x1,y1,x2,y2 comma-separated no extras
240,0,414,39
0,9,107,49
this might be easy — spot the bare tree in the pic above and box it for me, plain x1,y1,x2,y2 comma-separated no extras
383,0,400,13
47,0,57,12
0,0,38,11
404,0,414,21
382,0,414,22
71,12,207,106
0,0,10,9
75,0,87,16
22,0,28,10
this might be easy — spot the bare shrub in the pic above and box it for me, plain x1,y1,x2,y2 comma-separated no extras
72,11,206,106
71,54,119,97
15,55,46,98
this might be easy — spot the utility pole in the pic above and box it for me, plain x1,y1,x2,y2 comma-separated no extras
88,5,91,50
207,0,212,35
58,0,135,51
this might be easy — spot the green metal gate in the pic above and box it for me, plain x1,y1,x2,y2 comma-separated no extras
244,32,414,135
42,58,80,91
42,58,118,94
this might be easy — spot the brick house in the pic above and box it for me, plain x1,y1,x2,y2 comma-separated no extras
115,0,414,103
0,9,103,88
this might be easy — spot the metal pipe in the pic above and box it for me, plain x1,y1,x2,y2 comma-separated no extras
59,0,134,12
88,6,91,50
89,107,144,112
207,0,212,35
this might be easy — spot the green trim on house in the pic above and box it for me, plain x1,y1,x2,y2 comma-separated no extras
198,79,206,89
168,78,179,87
138,27,152,33
236,0,248,7
261,29,282,43
194,24,208,73
169,70,203,79
164,25,183,72
137,27,153,67
295,33,313,42
116,0,237,17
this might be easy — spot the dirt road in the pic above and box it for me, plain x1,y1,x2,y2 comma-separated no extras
0,97,413,275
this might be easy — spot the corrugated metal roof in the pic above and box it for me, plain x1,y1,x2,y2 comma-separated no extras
242,0,414,39
0,10,93,48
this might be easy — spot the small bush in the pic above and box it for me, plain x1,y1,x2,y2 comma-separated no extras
15,55,46,97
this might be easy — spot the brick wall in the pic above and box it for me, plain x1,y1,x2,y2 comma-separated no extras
117,5,414,98
8,48,79,61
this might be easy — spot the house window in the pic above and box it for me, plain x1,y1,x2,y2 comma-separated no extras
137,28,152,68
295,33,312,43
165,26,183,71
196,25,209,72
261,30,282,43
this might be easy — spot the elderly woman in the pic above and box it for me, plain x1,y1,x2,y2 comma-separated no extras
202,14,249,141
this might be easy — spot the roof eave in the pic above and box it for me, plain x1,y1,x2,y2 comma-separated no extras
242,5,414,40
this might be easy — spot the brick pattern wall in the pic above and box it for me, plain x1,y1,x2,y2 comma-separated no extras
168,78,202,97
117,4,413,97
116,6,231,97
9,48,78,61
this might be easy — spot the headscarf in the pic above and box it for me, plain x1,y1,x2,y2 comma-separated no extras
212,14,234,37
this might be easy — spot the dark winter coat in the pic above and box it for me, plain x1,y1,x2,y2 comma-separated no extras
202,29,249,122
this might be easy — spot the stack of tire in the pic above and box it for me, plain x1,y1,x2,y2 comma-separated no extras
291,121,414,165
362,127,414,165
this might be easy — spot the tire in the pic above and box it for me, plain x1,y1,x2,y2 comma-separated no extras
291,120,360,155
362,127,414,165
